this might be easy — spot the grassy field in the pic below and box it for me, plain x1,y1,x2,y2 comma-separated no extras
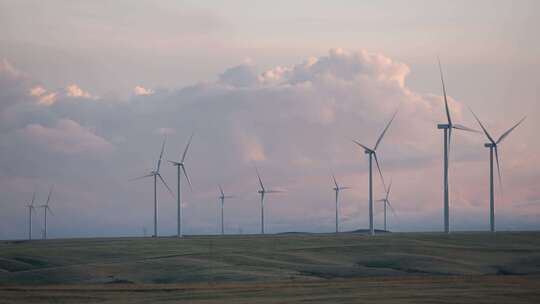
1,232,540,303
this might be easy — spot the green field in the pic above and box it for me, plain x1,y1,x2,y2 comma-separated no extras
1,232,540,303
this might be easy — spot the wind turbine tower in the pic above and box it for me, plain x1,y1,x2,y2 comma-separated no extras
332,174,350,233
353,109,397,236
131,137,175,237
377,180,396,232
436,59,477,233
218,185,233,235
169,133,194,238
470,108,526,232
256,167,283,235
26,191,36,240
39,186,53,240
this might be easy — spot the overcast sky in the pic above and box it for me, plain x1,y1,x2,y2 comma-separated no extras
1,1,539,239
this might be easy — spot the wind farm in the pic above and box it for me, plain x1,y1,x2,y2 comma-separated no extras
1,2,539,303
2,57,533,303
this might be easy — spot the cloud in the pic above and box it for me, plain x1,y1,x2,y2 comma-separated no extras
65,84,92,98
17,119,114,156
0,49,537,239
30,86,47,97
134,85,155,96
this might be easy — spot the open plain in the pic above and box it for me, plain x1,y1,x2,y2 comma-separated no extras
1,232,540,303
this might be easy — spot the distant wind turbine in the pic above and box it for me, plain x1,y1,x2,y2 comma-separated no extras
39,186,53,240
353,109,398,236
377,180,396,232
332,174,350,233
218,185,233,235
256,167,283,234
26,191,36,240
436,59,478,233
131,137,175,237
469,108,526,232
169,134,194,238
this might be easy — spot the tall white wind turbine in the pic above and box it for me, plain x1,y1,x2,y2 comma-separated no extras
377,180,396,232
332,174,350,233
469,108,526,232
353,109,398,236
169,134,194,238
39,186,53,240
436,59,478,233
26,191,36,240
131,137,175,237
256,167,283,235
218,185,233,235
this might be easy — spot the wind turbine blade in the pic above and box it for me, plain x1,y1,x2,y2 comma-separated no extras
45,186,53,206
255,167,265,191
496,116,526,144
376,199,386,202
352,140,372,152
182,166,193,191
467,108,495,144
157,174,175,198
129,173,154,181
224,195,234,199
453,123,480,133
494,146,503,194
157,136,166,172
374,109,398,150
47,206,54,216
387,200,397,217
340,186,352,190
31,191,36,206
218,184,225,197
181,133,194,163
266,190,285,193
332,174,339,189
386,180,392,200
438,57,452,127
373,153,386,191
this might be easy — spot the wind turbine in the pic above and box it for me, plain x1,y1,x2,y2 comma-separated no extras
131,137,174,237
39,186,53,240
377,180,396,232
332,174,350,233
436,59,478,233
469,108,526,232
168,134,194,238
256,167,283,235
218,185,233,235
26,191,36,240
353,109,397,236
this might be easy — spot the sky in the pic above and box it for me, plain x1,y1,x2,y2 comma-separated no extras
0,1,539,239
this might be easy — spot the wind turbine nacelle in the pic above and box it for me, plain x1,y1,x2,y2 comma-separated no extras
484,143,495,148
258,190,264,194
437,124,450,129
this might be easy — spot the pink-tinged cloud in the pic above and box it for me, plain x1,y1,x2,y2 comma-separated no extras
65,84,92,98
17,119,114,156
134,85,154,96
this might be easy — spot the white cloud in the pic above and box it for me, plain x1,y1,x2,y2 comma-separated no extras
134,85,154,96
65,84,92,98
0,49,537,239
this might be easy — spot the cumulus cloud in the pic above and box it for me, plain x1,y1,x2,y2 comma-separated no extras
65,84,92,98
134,85,154,96
0,49,537,239
17,119,114,156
